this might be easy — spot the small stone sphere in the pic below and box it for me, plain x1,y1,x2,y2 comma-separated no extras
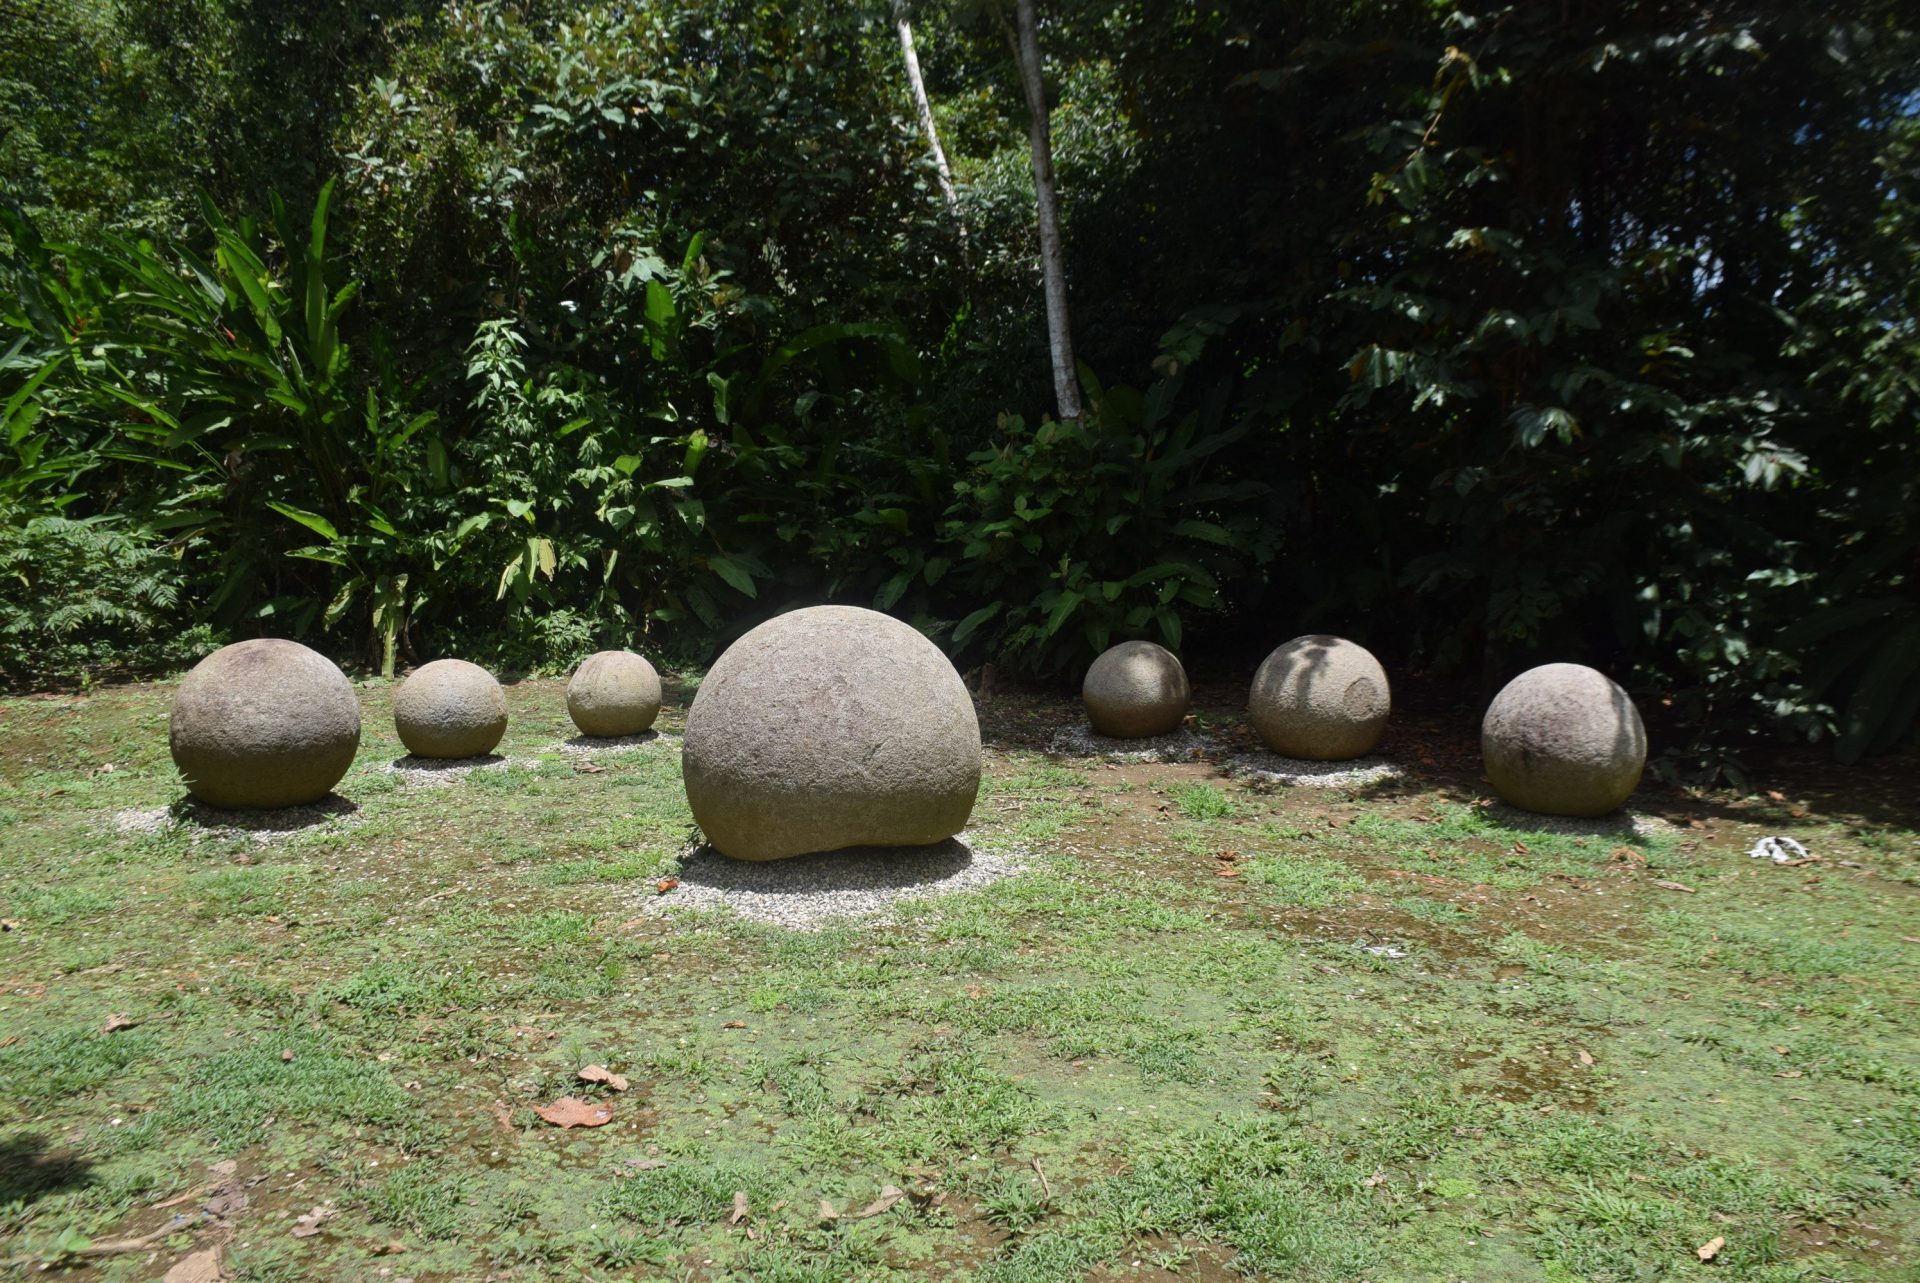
393,659,508,759
682,605,981,861
1482,663,1646,817
567,650,663,737
1082,640,1190,738
1248,634,1391,761
168,638,362,809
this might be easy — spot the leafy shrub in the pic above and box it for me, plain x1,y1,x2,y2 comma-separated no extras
0,515,214,686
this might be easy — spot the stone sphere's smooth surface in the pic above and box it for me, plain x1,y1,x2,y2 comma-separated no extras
393,659,508,759
567,650,663,737
682,606,981,862
169,639,361,809
1248,634,1391,761
1482,663,1646,817
1082,641,1190,738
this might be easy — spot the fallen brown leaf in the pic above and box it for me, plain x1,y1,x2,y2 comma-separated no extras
370,1241,408,1256
162,1246,226,1283
103,1013,137,1033
280,1049,295,1062
1775,1070,1804,1079
1512,840,1530,855
655,878,680,895
728,1190,750,1225
1765,790,1786,802
1576,1048,1595,1067
1361,1171,1387,1188
1215,850,1239,862
722,1020,747,1029
1771,1045,1789,1055
856,1185,906,1218
1651,879,1696,893
1697,1235,1725,1262
1214,866,1242,878
0,919,20,932
533,1097,613,1128
578,1065,630,1092
818,1198,840,1222
574,760,607,774
290,1205,336,1239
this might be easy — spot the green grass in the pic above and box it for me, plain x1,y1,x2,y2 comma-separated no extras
0,676,1915,1281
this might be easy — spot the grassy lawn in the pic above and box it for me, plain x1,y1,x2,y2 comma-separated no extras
1,677,1916,1282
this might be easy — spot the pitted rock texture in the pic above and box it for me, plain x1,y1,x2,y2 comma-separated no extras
1482,663,1646,817
393,658,508,759
168,638,362,809
1081,640,1190,738
1248,634,1391,761
567,650,663,737
682,605,981,862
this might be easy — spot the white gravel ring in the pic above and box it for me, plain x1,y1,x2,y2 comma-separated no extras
1477,802,1673,840
380,753,514,786
553,731,680,754
1225,752,1402,788
1045,725,1218,763
110,795,360,844
642,833,1029,931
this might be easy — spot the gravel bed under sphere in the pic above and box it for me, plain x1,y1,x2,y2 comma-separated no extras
1481,802,1673,840
645,834,1027,931
1224,752,1403,788
1045,725,1218,763
110,795,359,844
381,753,513,784
555,731,678,754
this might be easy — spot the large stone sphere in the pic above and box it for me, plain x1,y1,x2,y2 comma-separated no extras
1482,663,1646,817
1082,640,1189,738
393,659,507,759
567,650,663,737
169,639,362,809
1248,634,1391,761
682,605,981,861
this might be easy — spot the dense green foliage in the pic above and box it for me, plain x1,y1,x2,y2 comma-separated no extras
2,0,1916,764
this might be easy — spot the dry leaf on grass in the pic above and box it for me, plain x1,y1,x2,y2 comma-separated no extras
655,878,680,895
818,1199,840,1222
1651,880,1696,893
1576,1048,1595,1067
577,1065,630,1092
162,1246,226,1283
290,1206,336,1239
103,1013,138,1033
533,1097,613,1128
856,1185,905,1218
370,1241,408,1256
1697,1235,1725,1262
1215,866,1242,878
722,1020,747,1029
728,1191,750,1225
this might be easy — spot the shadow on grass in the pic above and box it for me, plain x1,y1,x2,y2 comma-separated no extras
0,1134,93,1205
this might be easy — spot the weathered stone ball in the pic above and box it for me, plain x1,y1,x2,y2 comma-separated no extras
567,650,662,738
682,605,981,861
1482,663,1646,817
169,639,361,809
1082,640,1189,738
393,659,508,759
1248,634,1391,761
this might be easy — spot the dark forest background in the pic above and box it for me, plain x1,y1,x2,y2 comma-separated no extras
2,0,1916,776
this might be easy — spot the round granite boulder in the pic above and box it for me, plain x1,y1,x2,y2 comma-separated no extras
1082,640,1190,738
682,605,981,861
393,659,508,759
567,650,663,738
1482,663,1646,817
1248,634,1391,761
169,639,362,809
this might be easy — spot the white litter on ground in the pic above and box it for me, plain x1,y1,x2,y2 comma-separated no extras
1749,834,1813,863
1224,752,1402,788
641,833,1029,931
1045,725,1218,762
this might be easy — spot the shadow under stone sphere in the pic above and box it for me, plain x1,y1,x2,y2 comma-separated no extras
1482,663,1646,817
567,650,663,737
682,605,981,862
1081,640,1190,738
393,658,508,759
1248,634,1391,761
168,638,362,809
